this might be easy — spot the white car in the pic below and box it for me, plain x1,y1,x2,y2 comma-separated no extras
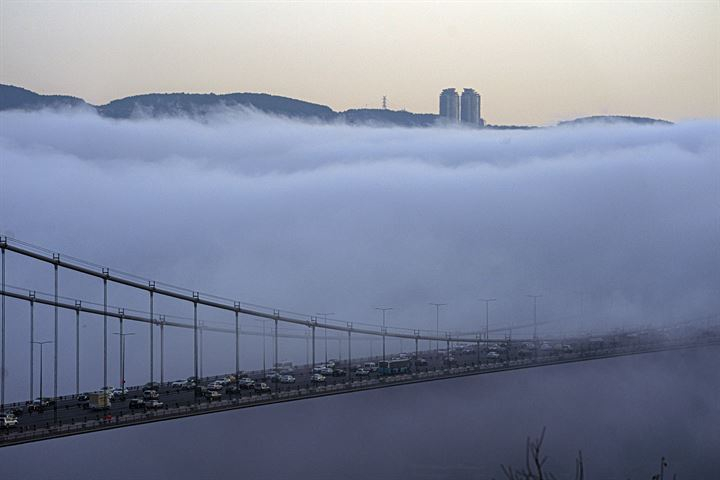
310,373,326,383
0,412,18,428
146,399,164,409
355,368,370,376
364,362,378,372
238,377,255,389
207,382,224,391
253,382,271,393
486,351,500,359
143,389,159,400
171,379,187,388
280,375,296,384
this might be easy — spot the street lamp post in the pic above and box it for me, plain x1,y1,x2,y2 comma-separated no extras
29,291,35,401
429,303,447,354
31,340,53,401
376,307,392,361
113,331,135,393
527,294,542,342
316,312,335,365
159,315,166,384
480,298,496,342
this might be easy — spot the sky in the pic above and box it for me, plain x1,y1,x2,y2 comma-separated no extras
1,1,718,125
1,108,718,399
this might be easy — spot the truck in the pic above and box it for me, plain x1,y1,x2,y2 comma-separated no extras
378,359,411,375
88,392,111,411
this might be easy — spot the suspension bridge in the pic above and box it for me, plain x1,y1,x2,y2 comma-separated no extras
1,236,718,447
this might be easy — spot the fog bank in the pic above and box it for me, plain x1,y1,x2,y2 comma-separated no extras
0,109,718,396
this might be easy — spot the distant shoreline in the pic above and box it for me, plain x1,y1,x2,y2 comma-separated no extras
0,83,673,129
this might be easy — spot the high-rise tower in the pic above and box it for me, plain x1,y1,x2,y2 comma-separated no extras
460,88,481,125
439,88,460,123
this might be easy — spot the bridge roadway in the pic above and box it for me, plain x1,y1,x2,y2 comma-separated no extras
1,332,719,447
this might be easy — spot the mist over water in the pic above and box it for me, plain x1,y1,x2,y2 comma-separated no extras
0,109,718,401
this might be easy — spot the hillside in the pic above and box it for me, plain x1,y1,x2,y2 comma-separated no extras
0,84,88,111
558,115,673,126
96,92,337,121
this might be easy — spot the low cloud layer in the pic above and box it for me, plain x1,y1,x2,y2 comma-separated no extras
0,109,718,396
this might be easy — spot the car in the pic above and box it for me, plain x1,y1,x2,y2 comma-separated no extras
143,389,159,400
171,379,188,389
414,358,428,367
540,343,553,352
267,371,282,383
181,381,196,390
33,397,54,407
225,385,242,394
76,394,90,407
143,382,161,391
331,368,346,377
9,407,23,417
486,351,501,359
364,362,378,372
280,375,296,384
253,382,271,393
0,412,18,428
206,382,223,391
129,398,145,409
238,378,255,389
561,344,573,353
319,367,333,375
112,388,128,400
444,356,458,366
204,391,222,401
28,399,47,413
326,360,337,369
146,399,164,409
354,368,370,376
310,374,326,383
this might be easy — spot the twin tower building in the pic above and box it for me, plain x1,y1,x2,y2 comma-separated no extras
439,88,484,126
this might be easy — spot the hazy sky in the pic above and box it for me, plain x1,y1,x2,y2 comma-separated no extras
1,1,718,124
